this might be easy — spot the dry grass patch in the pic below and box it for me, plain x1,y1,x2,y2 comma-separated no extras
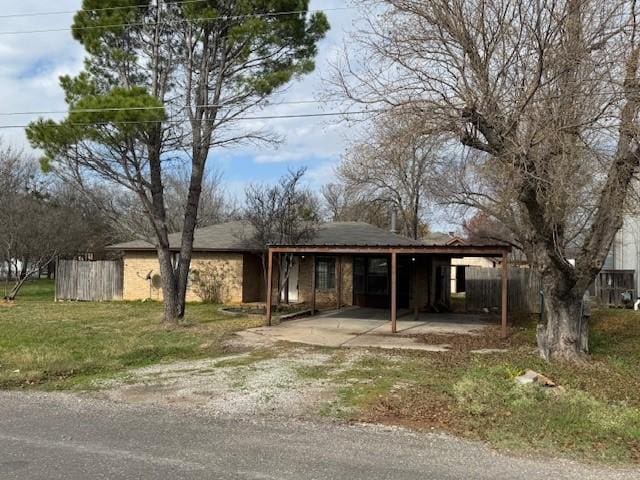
320,311,640,465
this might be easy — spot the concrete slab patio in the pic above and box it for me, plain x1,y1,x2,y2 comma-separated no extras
242,307,497,352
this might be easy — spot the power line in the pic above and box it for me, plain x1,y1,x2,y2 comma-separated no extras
0,99,341,117
0,0,211,19
0,5,359,36
0,109,384,130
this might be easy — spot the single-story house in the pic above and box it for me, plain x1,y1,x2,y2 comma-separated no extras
108,220,511,334
107,221,262,304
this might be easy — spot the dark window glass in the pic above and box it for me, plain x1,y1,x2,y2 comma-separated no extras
353,257,366,294
367,258,388,295
315,257,336,289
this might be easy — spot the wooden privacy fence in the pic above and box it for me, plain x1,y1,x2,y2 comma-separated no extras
590,270,636,307
465,267,542,313
55,259,123,301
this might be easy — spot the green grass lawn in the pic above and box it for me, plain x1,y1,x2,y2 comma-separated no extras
0,279,262,389
321,310,640,464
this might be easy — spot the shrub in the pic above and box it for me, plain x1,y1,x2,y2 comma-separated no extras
190,263,231,304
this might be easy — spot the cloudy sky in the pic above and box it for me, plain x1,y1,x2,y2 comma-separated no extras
0,0,363,201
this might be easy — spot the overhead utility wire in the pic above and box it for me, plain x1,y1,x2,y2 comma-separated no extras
0,109,385,129
0,0,213,19
0,5,360,36
0,99,342,117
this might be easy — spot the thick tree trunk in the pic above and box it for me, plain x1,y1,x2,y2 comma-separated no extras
536,285,588,362
157,245,179,324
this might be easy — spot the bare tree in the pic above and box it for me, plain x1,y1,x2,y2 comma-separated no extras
334,0,640,362
336,111,440,238
244,168,320,305
0,143,116,300
321,182,390,229
163,166,231,231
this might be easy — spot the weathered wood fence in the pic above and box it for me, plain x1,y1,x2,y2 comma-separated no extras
465,267,542,313
55,259,123,301
591,270,636,307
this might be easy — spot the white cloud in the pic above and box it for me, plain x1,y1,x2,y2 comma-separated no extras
0,0,361,191
213,0,363,167
0,0,83,147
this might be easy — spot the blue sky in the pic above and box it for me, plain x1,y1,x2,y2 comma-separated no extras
0,1,359,198
0,1,456,230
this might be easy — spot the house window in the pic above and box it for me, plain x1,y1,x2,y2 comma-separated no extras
353,257,366,294
367,258,388,295
315,257,336,289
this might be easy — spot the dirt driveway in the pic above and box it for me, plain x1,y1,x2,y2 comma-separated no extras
97,342,365,418
95,319,507,418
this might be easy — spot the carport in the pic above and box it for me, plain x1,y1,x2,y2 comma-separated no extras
265,243,512,338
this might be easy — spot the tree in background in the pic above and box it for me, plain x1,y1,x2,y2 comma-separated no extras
28,0,329,323
163,166,234,232
0,143,116,300
462,211,519,250
336,0,640,362
321,183,389,229
117,166,234,239
244,168,320,305
334,111,440,239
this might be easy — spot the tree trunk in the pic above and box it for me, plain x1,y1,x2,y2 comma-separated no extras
19,259,28,279
176,157,206,317
157,245,179,324
536,285,588,362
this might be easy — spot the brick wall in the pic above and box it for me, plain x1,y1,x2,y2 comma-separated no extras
122,250,244,303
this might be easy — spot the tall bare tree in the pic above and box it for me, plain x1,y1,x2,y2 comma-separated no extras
244,168,320,304
336,111,440,238
321,182,390,228
162,166,231,231
335,0,640,361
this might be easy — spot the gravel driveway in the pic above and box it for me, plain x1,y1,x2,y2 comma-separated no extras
97,346,357,417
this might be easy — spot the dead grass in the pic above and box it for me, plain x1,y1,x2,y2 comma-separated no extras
320,310,640,465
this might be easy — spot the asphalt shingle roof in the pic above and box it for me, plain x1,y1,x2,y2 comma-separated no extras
107,220,424,251
107,220,257,251
295,222,423,247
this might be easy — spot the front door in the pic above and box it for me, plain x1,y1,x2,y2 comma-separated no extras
281,257,300,303
353,256,389,308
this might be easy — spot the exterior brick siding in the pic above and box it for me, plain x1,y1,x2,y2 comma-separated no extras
122,251,244,303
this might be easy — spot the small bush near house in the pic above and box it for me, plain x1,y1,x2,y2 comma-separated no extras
190,263,232,303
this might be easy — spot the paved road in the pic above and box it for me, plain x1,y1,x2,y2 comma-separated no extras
0,392,637,480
